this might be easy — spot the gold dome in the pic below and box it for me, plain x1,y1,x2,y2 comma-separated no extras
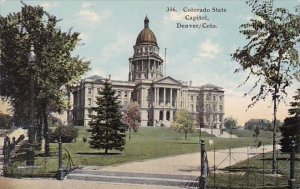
136,16,157,45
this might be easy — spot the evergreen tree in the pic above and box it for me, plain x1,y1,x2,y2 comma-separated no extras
88,79,126,154
280,89,300,153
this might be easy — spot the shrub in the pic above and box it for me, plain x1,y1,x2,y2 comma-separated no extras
52,126,78,143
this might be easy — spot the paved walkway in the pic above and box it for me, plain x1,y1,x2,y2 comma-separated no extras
83,145,273,176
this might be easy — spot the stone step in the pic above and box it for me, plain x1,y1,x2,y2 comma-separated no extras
67,170,199,187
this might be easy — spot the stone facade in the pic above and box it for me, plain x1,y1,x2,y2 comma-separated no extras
71,16,224,128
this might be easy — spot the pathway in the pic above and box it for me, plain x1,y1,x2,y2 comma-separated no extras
67,145,273,187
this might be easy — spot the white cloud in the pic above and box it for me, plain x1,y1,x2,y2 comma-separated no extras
82,2,93,9
0,0,6,4
197,39,222,59
79,8,111,23
98,33,133,64
40,2,59,10
79,33,88,42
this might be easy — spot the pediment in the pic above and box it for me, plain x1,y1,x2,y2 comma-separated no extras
154,76,182,85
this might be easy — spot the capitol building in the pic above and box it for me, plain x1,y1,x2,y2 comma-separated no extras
71,16,225,129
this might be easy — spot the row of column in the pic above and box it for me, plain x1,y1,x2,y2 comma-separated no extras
154,87,177,107
130,60,163,73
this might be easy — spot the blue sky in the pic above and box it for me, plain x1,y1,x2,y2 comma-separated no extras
1,0,300,125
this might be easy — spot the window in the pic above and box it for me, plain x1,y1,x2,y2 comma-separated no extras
124,91,128,97
88,109,92,116
88,88,92,95
206,95,210,101
219,96,222,101
206,115,210,122
213,105,216,111
213,95,216,101
166,111,170,121
219,105,223,112
191,95,193,101
219,115,223,122
97,88,101,94
87,98,92,106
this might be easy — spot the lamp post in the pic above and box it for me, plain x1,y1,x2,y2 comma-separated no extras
26,44,36,166
27,44,36,144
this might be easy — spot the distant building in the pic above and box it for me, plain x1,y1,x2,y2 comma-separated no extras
71,16,224,128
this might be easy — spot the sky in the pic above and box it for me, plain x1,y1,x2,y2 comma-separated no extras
0,0,300,125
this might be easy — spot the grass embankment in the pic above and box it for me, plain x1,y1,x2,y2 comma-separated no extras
49,127,273,167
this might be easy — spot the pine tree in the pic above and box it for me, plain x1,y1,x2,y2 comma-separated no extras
88,79,126,154
280,89,300,153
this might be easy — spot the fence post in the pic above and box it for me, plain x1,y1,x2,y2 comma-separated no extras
56,136,64,180
199,139,207,189
289,140,296,189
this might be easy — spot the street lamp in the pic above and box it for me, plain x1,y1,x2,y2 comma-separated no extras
27,44,36,144
26,44,36,166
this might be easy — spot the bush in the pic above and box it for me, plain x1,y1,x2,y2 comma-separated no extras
51,126,78,143
82,137,87,143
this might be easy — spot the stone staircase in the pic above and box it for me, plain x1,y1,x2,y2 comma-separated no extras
201,128,238,138
67,170,199,187
0,128,28,175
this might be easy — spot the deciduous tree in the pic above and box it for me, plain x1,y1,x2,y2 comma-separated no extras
0,3,89,156
232,0,300,172
122,101,140,140
172,109,196,140
224,117,238,130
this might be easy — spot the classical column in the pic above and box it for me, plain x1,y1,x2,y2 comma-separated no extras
153,87,157,106
156,87,159,106
141,88,143,107
170,88,173,107
170,110,173,121
163,88,166,106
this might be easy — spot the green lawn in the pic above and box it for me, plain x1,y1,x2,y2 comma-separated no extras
49,127,274,167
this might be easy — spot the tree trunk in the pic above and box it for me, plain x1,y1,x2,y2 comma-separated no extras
36,114,43,150
129,127,131,140
272,87,278,173
105,130,108,154
43,104,50,157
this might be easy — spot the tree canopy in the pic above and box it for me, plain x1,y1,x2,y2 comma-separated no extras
172,109,196,140
224,117,238,130
0,3,89,155
231,0,300,172
122,101,141,140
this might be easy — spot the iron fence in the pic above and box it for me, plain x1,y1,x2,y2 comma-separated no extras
3,138,75,178
200,141,300,189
